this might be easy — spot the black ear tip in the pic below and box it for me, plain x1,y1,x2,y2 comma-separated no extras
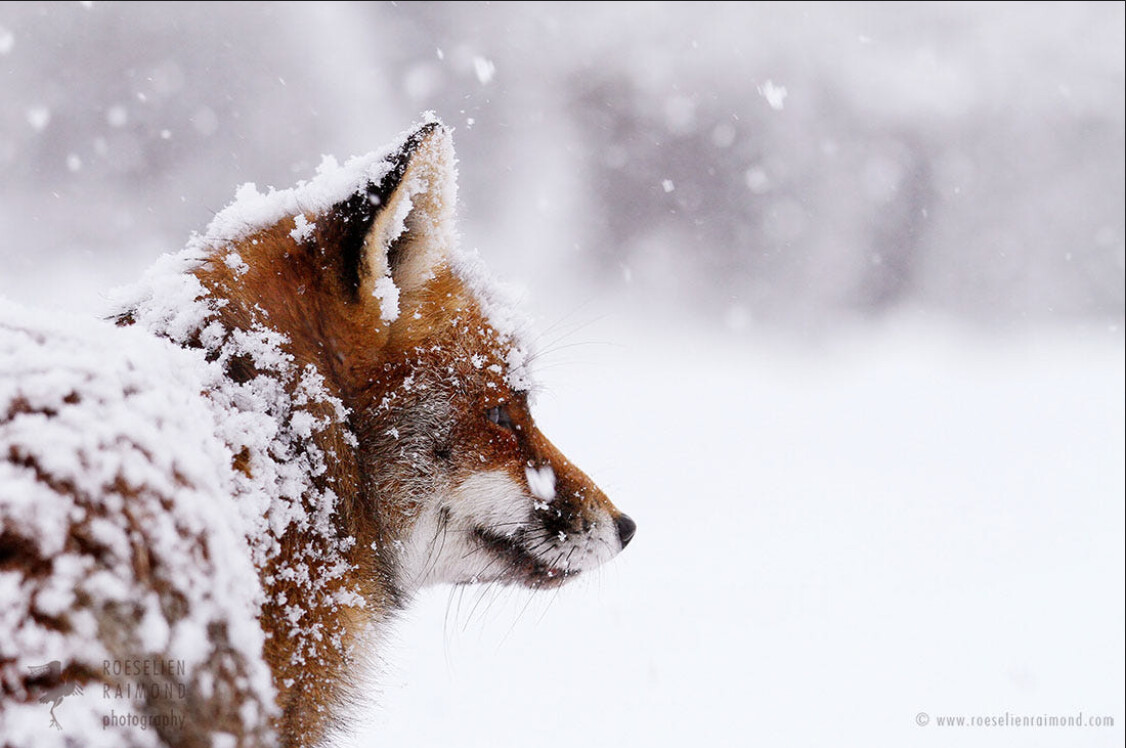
401,119,447,155
413,119,444,138
376,121,448,196
368,123,439,211
328,119,454,301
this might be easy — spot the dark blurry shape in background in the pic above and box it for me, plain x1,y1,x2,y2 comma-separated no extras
0,1,1122,331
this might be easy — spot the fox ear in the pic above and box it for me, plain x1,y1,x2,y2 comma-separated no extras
332,122,457,314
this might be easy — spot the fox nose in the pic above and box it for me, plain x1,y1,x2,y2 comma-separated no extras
615,513,637,549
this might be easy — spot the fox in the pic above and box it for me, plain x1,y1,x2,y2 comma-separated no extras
0,120,634,748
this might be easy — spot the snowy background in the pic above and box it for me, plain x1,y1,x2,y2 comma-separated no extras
1,2,1123,746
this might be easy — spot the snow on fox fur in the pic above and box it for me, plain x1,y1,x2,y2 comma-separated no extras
0,121,635,748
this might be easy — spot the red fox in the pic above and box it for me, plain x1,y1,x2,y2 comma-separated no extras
0,121,634,747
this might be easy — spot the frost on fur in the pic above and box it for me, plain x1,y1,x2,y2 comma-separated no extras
449,247,538,397
371,275,401,322
289,214,315,243
0,299,275,747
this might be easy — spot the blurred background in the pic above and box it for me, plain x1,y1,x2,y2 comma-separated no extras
1,3,1122,747
1,2,1122,329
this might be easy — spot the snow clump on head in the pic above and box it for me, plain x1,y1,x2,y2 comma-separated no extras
449,247,538,397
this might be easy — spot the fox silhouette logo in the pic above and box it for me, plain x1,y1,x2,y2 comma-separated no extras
0,120,634,747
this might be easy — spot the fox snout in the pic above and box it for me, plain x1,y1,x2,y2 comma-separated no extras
616,512,638,548
393,388,634,590
522,423,635,550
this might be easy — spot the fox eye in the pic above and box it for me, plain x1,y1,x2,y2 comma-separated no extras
485,404,515,431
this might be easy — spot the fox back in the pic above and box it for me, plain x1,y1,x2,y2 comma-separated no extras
0,122,634,748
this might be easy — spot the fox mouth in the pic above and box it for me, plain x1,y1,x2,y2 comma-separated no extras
470,527,577,588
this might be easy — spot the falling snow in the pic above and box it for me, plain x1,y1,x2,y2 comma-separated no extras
757,79,788,110
472,56,496,84
25,107,50,131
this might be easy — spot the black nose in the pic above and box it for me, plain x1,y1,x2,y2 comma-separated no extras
615,513,637,549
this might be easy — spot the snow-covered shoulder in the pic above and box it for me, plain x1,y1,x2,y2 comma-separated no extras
0,298,275,745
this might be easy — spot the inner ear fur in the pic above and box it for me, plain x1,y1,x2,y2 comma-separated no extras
329,122,457,308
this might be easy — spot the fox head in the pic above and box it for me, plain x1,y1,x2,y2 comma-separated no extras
192,122,634,598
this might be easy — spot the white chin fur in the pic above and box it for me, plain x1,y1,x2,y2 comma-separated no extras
399,469,619,589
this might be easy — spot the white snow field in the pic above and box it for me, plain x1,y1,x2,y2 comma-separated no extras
337,316,1124,748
